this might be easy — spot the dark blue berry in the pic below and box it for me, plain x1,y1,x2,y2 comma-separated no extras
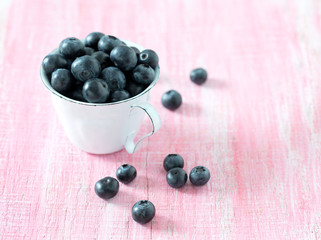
101,67,126,91
189,166,211,186
138,49,159,69
85,32,104,49
110,46,137,71
91,51,112,69
116,164,137,183
110,90,130,102
98,35,124,54
131,47,140,56
66,86,87,102
42,54,68,77
190,68,207,85
82,78,109,103
132,64,155,85
51,69,75,93
166,168,188,188
161,90,182,110
163,154,184,171
59,37,85,59
95,177,119,200
125,81,147,97
71,55,101,82
132,200,155,224
84,47,95,55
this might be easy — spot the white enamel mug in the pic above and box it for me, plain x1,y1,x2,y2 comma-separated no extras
40,40,161,154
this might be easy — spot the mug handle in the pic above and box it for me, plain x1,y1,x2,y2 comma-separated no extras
125,102,161,154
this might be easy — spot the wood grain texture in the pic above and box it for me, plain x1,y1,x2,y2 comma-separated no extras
1,0,321,239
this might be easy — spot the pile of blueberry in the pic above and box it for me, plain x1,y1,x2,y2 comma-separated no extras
95,164,155,224
164,154,210,188
42,32,159,103
161,67,207,111
95,155,210,224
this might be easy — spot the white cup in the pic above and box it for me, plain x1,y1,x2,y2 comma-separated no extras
40,40,161,154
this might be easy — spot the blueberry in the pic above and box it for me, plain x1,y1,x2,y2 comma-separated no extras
190,68,207,85
91,51,112,69
163,154,184,171
66,58,74,70
116,164,137,183
125,81,147,97
71,55,101,82
98,35,124,54
161,90,182,110
95,177,119,200
42,54,68,77
110,90,130,102
132,200,155,224
85,32,104,49
75,79,84,88
110,46,137,71
82,78,110,103
51,69,75,93
132,64,155,85
84,47,95,55
59,37,85,59
131,47,140,56
189,166,211,186
101,67,126,91
66,86,87,102
166,168,188,188
138,49,159,69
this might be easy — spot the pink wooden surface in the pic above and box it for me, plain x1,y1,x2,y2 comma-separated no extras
1,0,321,239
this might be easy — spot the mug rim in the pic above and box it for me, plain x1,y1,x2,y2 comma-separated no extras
40,39,160,106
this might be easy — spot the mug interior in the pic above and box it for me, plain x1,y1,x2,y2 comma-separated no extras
40,39,160,106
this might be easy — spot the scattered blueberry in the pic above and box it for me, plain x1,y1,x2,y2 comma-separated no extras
101,67,126,91
91,51,112,69
98,35,124,54
116,164,137,183
125,81,147,97
51,69,74,93
110,90,131,102
138,49,159,69
161,90,182,110
59,37,85,59
189,166,211,186
71,55,101,82
82,78,109,103
110,46,137,71
132,64,155,85
84,47,95,55
132,200,156,224
166,167,188,188
190,68,207,85
42,54,68,77
95,177,119,200
163,154,184,171
85,32,104,49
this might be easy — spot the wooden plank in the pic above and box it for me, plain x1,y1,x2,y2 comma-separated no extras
0,0,321,239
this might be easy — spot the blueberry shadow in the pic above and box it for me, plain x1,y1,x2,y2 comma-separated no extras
203,78,227,89
176,102,202,117
104,189,133,207
150,214,177,233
